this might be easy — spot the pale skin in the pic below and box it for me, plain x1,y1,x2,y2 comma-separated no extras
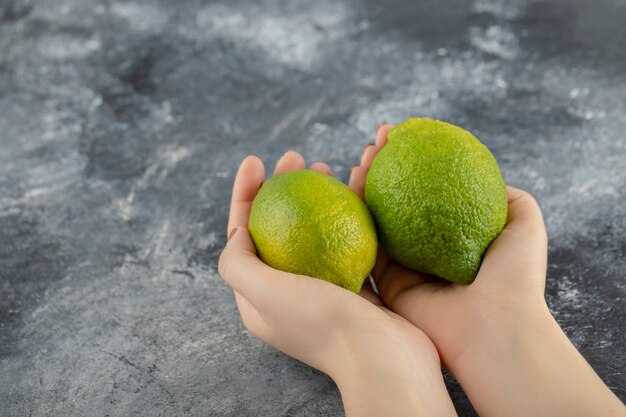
219,125,626,416
356,125,626,417
219,152,457,417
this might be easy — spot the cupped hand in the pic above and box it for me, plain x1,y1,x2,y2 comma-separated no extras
219,151,457,416
350,124,548,369
353,124,626,417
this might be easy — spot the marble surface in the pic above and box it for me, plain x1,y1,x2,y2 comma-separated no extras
1,0,624,415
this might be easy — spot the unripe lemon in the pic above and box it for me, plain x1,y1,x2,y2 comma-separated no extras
250,169,377,292
365,118,507,283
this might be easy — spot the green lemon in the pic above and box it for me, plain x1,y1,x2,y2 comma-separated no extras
365,118,507,284
249,169,377,292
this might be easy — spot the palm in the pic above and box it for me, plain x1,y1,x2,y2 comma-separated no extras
370,249,486,367
225,151,438,372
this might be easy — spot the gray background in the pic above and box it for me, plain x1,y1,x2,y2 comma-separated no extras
1,0,625,415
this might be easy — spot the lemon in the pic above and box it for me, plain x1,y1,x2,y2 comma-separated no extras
365,118,507,284
249,169,377,292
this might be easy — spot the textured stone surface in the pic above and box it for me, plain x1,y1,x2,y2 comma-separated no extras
1,0,624,415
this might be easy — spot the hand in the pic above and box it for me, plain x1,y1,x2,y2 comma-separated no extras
219,152,457,417
351,124,626,417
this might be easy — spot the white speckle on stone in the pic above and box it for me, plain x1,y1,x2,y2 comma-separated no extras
473,0,525,19
496,78,508,89
89,95,103,113
215,172,229,178
115,197,134,221
573,179,598,194
599,339,614,348
111,3,169,32
353,46,508,132
38,108,82,146
197,232,219,250
437,48,448,56
140,145,192,186
153,101,174,127
160,145,191,172
195,3,350,69
311,122,329,135
138,101,175,132
470,24,519,59
115,145,192,220
151,220,172,259
523,168,547,191
21,154,85,205
569,178,620,199
38,35,101,59
0,197,21,217
557,276,587,310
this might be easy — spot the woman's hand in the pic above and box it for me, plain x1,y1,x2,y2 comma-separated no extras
219,152,457,417
351,124,626,417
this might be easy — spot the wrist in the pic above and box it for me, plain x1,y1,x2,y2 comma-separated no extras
329,325,456,417
448,296,554,375
451,300,624,417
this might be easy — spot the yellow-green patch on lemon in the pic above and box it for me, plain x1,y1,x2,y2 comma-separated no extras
365,118,507,284
249,169,377,293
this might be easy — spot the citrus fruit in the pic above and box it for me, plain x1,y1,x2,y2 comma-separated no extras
364,118,507,284
249,169,377,292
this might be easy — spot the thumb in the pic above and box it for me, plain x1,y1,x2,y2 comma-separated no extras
218,226,300,312
478,187,548,284
218,226,268,302
503,186,547,240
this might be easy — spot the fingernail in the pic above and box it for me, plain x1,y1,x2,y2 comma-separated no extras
363,142,375,150
228,227,239,241
376,122,387,131
351,164,359,170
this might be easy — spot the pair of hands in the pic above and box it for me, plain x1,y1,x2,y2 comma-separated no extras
219,125,625,417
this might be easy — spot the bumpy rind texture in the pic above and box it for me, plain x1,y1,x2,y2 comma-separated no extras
365,118,508,283
249,169,377,292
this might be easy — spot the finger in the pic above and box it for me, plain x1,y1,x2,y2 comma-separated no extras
375,124,394,147
274,150,305,175
381,279,449,327
348,165,369,198
309,161,333,175
359,276,383,305
505,186,547,238
373,261,435,307
227,156,265,237
478,186,548,287
360,144,380,168
370,246,391,281
368,244,442,309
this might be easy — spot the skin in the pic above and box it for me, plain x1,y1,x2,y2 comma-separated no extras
350,124,626,417
219,152,457,417
219,126,626,416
